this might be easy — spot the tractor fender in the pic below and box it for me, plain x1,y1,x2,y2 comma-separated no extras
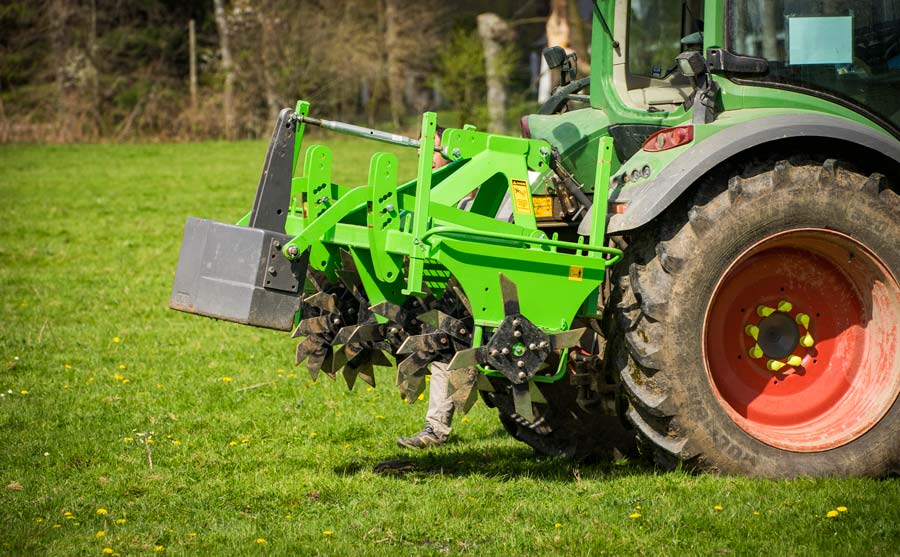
591,114,900,235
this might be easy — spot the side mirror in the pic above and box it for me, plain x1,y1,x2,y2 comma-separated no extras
676,51,707,77
543,46,578,86
542,46,568,69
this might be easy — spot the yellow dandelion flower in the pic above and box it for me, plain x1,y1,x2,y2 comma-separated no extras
344,443,350,449
629,512,641,519
113,337,120,343
277,369,285,374
222,377,233,383
634,505,642,510
115,519,126,525
96,531,105,538
121,379,130,384
114,374,123,381
189,532,197,537
256,538,266,544
52,524,61,528
103,549,114,555
65,364,72,369
145,437,152,444
753,511,761,516
837,506,848,512
63,511,72,516
241,438,250,444
375,414,385,419
172,440,182,446
713,505,723,511
310,432,317,438
96,508,108,516
20,390,28,395
323,530,333,536
826,510,839,518
366,386,374,393
87,377,95,383
65,515,75,520
118,364,126,370
229,441,238,446
554,522,562,529
286,373,295,378
417,393,425,401
35,517,44,523
154,545,164,552
461,417,471,423
124,437,133,443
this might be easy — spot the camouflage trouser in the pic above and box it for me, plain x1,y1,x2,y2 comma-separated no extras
425,361,454,441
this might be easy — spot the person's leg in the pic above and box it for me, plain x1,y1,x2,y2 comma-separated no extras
396,361,455,449
425,361,455,441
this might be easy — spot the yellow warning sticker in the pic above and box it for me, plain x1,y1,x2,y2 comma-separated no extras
532,196,554,218
568,266,584,282
511,179,532,214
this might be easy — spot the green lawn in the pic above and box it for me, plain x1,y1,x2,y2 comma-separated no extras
1,136,898,556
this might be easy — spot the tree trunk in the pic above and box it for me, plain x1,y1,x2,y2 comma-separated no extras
213,0,236,139
189,18,198,117
256,5,279,122
540,0,571,103
477,13,514,134
384,0,403,128
49,0,68,140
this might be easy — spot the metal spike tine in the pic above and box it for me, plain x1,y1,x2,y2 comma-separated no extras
370,301,405,323
548,328,587,351
370,350,393,367
343,342,366,362
357,361,376,387
295,337,322,364
397,333,449,355
370,341,392,353
306,269,332,291
498,273,520,316
451,284,473,316
339,248,358,272
296,315,333,336
448,367,479,414
304,291,337,313
397,352,434,381
342,366,358,390
306,348,329,375
330,347,349,373
417,309,469,341
347,324,383,344
512,383,535,422
334,325,360,345
415,309,442,328
448,347,481,370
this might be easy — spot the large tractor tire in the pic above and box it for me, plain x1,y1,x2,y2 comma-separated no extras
611,159,900,477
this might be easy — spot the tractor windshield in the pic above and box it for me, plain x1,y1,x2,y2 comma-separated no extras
729,0,900,132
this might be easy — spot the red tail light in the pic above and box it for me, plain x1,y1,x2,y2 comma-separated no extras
520,116,532,138
642,126,694,152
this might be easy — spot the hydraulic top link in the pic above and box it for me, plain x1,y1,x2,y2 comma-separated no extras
293,113,435,151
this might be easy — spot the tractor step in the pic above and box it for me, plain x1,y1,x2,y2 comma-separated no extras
170,217,309,331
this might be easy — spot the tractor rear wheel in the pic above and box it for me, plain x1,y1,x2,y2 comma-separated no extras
611,159,900,477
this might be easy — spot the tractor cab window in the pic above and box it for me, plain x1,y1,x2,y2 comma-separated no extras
730,0,900,132
617,0,704,111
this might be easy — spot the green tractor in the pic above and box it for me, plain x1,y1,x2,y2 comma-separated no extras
171,0,900,477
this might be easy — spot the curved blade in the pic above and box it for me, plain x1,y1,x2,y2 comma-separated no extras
548,328,587,351
296,336,323,367
448,367,479,414
304,291,337,313
397,333,450,355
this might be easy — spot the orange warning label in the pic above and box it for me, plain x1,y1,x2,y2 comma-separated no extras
511,179,531,214
568,266,584,281
532,196,554,218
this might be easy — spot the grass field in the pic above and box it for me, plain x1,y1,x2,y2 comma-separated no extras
1,136,899,556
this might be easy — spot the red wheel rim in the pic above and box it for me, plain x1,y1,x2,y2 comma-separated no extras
703,229,900,452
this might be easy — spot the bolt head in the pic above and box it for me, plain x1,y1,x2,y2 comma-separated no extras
528,343,537,350
286,246,299,256
539,341,549,349
512,318,521,327
516,360,525,368
440,337,448,344
501,347,510,355
268,266,277,274
517,371,527,380
513,330,522,338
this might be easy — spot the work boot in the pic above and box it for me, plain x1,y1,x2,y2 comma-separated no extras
396,424,446,449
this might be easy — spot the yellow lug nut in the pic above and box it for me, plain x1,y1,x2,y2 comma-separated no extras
767,359,785,372
777,300,793,313
787,355,803,367
749,344,764,359
744,324,760,340
800,332,814,348
796,313,810,329
757,305,776,317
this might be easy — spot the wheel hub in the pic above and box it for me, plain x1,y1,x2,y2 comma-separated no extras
756,311,799,359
